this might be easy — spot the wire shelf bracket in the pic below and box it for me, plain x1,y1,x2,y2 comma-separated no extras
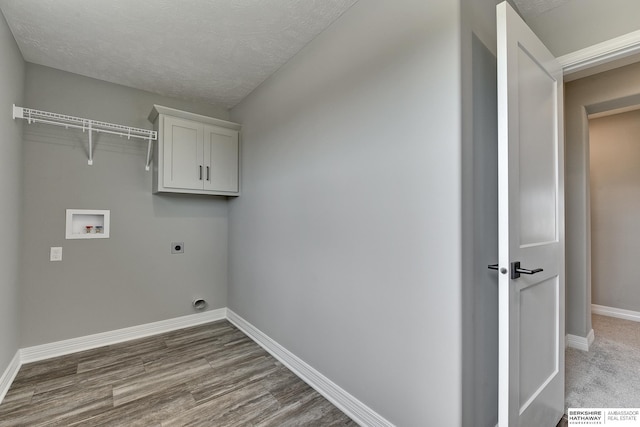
13,104,157,170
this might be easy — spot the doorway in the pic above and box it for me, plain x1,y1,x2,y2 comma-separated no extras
565,107,640,408
589,108,640,317
564,61,640,410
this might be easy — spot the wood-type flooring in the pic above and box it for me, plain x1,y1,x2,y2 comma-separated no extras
0,320,356,426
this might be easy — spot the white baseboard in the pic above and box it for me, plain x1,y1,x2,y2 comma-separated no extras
227,309,394,427
0,351,21,404
20,308,227,364
592,304,640,323
566,329,595,351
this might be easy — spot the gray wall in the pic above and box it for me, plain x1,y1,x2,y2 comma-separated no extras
462,35,499,427
229,0,463,425
524,0,640,57
565,61,640,338
0,12,24,375
589,110,640,311
20,64,230,346
460,1,499,426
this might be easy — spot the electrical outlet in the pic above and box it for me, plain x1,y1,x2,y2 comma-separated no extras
50,247,62,261
171,242,184,254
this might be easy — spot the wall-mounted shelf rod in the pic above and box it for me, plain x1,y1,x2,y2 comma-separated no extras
12,104,157,170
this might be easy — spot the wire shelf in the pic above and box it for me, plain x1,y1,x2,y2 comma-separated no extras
13,105,157,170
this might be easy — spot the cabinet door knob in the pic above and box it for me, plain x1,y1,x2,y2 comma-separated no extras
206,166,210,181
199,165,203,180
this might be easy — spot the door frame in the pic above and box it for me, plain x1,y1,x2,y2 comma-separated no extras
558,30,640,80
559,31,640,350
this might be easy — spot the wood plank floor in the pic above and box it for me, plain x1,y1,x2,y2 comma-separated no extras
0,320,356,426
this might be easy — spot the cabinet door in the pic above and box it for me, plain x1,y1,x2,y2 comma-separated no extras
203,125,239,193
163,116,204,190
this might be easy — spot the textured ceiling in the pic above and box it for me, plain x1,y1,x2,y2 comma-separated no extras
0,0,358,108
512,0,571,20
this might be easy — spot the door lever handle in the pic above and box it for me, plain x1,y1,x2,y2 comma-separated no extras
488,263,508,275
511,261,543,279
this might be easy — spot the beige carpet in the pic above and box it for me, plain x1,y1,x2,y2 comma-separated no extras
565,314,640,410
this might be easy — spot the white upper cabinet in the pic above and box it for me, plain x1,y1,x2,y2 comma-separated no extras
149,105,240,196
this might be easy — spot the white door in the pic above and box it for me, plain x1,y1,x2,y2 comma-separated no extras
497,2,565,426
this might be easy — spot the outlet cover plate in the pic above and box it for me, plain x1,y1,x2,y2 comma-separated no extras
171,242,184,254
50,247,62,261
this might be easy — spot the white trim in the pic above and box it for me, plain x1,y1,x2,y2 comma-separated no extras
588,104,640,120
20,308,226,364
558,29,640,75
592,304,640,323
566,329,595,352
227,309,394,427
0,352,21,404
148,105,241,131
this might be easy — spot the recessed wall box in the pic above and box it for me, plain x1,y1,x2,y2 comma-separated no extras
65,209,110,239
